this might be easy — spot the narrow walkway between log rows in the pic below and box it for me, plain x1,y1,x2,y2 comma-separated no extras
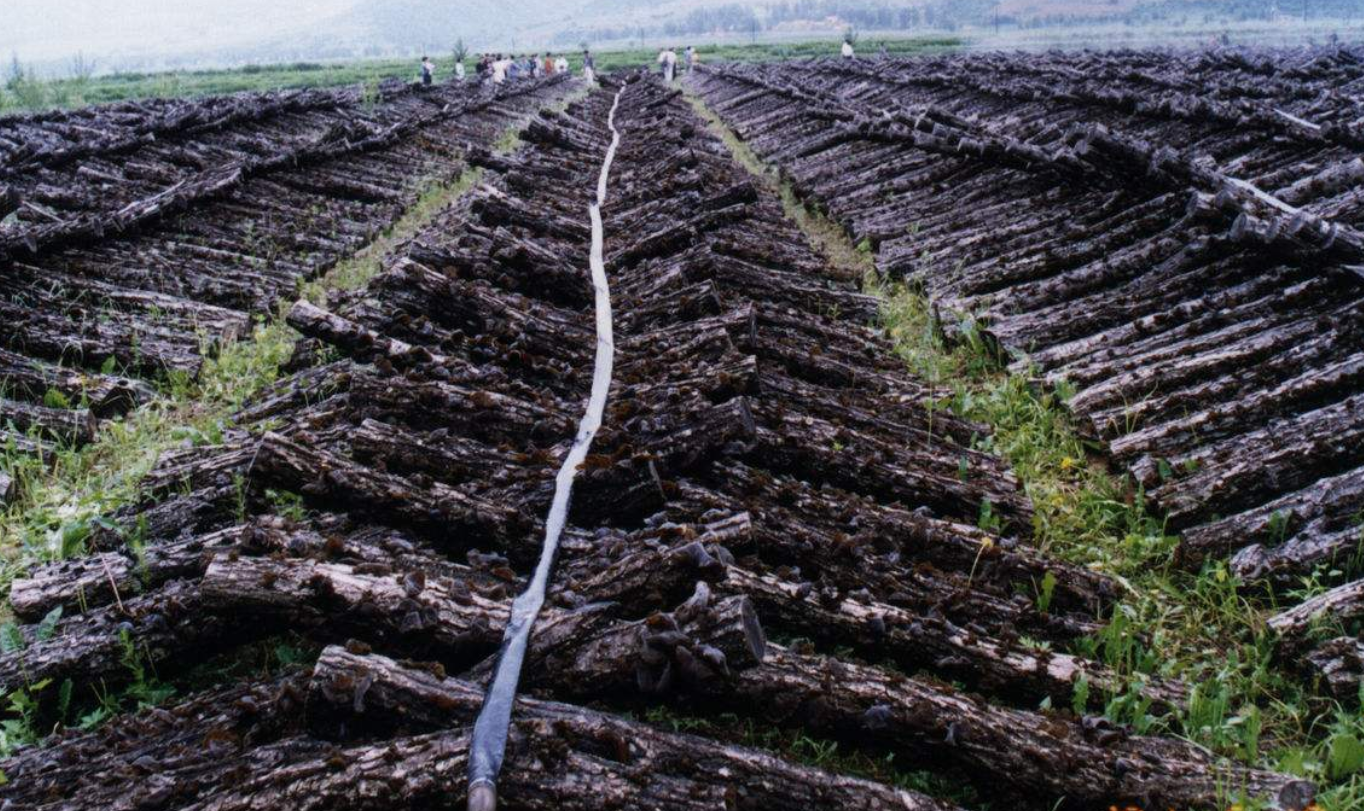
468,84,623,811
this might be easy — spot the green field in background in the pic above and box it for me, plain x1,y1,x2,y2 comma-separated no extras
0,36,960,114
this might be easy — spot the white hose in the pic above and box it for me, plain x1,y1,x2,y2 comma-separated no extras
466,83,624,811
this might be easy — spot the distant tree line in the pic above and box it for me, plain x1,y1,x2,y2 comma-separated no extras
550,0,1364,45
550,0,996,45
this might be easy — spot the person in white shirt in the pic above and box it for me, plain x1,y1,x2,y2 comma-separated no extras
657,47,678,82
454,59,466,81
554,54,569,74
492,55,509,84
685,45,696,73
841,40,854,59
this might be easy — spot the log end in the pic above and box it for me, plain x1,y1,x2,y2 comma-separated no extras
738,595,768,665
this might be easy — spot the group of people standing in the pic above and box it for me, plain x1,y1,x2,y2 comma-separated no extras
473,52,591,85
419,38,850,89
656,45,696,82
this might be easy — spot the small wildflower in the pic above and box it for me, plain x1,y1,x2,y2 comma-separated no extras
1060,455,1075,471
979,537,994,550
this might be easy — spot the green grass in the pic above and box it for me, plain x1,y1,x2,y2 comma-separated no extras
0,104,549,602
0,87,587,758
0,36,959,114
687,87,1364,810
875,281,1364,811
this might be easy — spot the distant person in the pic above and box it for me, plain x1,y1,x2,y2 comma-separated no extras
420,55,435,86
492,55,509,84
658,46,678,82
582,50,596,83
454,58,465,81
841,39,855,59
554,53,569,74
476,54,489,82
508,57,523,80
543,53,556,75
685,45,696,73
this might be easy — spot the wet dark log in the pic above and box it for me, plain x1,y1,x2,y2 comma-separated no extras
0,396,96,445
8,523,252,621
308,647,962,811
138,442,255,496
1303,636,1364,700
750,411,1032,532
285,299,439,369
1148,393,1364,530
314,639,1302,811
1269,579,1364,650
713,560,1186,710
363,257,593,366
253,431,537,549
345,372,575,447
1178,466,1364,576
348,417,530,488
727,647,1307,811
0,579,229,693
0,673,315,810
0,347,152,417
200,549,763,693
673,470,1111,634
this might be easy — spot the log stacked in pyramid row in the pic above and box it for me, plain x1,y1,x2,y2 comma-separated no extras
692,50,1364,695
0,74,1312,811
0,75,572,476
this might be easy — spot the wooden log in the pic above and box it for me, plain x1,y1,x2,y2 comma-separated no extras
0,579,231,693
1148,393,1364,530
675,468,1112,632
307,647,962,811
0,673,320,811
712,559,1187,711
1178,465,1364,575
0,346,152,416
1269,579,1364,651
0,396,96,445
285,299,438,368
253,431,538,551
313,642,1307,811
1303,636,1364,700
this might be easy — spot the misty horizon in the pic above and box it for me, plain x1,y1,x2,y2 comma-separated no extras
7,0,1364,77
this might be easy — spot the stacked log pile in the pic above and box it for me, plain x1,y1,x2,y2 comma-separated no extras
0,75,1311,811
693,50,1364,693
0,76,572,463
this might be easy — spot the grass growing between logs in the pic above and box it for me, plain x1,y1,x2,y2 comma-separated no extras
875,286,1364,810
0,170,478,597
0,88,594,757
0,96,564,608
686,86,1364,809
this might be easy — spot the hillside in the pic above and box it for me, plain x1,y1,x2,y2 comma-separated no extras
8,0,1364,76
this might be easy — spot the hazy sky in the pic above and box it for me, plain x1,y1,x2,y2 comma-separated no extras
2,0,357,64
1,0,588,71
